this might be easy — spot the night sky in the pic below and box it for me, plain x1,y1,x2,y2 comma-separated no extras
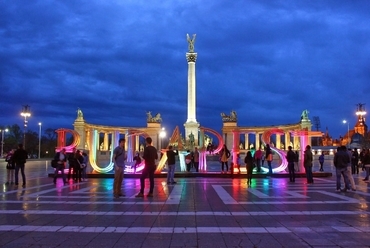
1,0,369,139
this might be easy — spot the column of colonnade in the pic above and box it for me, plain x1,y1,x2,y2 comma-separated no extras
103,132,108,150
285,132,290,149
276,134,281,149
294,136,300,150
256,132,260,149
135,136,139,152
243,131,295,151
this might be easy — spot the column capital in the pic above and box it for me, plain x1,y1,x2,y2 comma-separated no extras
186,52,197,63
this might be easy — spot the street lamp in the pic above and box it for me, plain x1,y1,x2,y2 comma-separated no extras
38,122,42,159
1,128,9,158
20,105,31,149
342,120,350,147
159,127,166,149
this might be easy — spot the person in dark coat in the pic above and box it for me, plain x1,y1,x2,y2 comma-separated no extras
136,137,158,197
12,144,28,187
286,146,296,182
166,146,177,184
304,145,314,184
244,151,254,185
53,148,67,185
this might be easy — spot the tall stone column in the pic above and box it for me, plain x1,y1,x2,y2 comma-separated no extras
285,132,290,150
135,136,139,152
184,35,200,145
255,133,260,149
103,132,108,150
245,134,249,150
294,136,300,150
276,134,281,149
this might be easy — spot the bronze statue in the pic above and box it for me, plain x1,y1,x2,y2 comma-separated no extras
77,108,83,119
186,34,196,52
301,110,309,120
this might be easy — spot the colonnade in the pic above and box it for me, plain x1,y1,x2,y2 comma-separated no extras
239,131,301,150
222,120,312,151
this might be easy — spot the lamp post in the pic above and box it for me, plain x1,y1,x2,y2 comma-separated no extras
38,122,42,159
1,128,9,158
20,105,31,149
159,127,166,149
342,120,350,148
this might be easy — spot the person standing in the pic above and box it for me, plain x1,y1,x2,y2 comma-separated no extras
304,145,314,184
360,149,366,171
5,149,15,185
244,151,254,185
318,153,325,171
113,138,126,198
136,137,158,197
81,152,88,181
185,150,192,172
219,144,231,174
166,145,177,184
261,149,266,167
12,144,28,187
254,148,262,172
265,144,273,175
67,148,77,182
75,150,84,182
362,149,370,182
193,147,199,172
53,148,67,184
286,146,296,182
334,146,351,192
351,149,359,174
345,148,356,191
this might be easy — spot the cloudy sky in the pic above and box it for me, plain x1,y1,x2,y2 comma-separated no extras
0,0,369,139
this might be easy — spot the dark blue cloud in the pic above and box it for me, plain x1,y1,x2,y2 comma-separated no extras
0,0,369,139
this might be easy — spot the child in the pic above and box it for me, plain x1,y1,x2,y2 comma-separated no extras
5,150,15,184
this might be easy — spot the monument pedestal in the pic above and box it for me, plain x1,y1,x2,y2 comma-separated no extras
184,121,200,146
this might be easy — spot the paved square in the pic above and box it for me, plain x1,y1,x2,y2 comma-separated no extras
1,162,370,247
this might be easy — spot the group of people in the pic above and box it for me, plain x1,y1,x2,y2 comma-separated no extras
184,147,200,172
333,146,357,192
53,148,88,184
112,137,158,198
5,144,28,187
219,144,300,176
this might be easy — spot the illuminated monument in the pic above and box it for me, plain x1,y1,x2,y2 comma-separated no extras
184,34,200,145
56,34,332,175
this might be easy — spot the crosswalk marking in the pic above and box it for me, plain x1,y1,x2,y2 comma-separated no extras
212,185,239,204
0,225,368,233
0,209,368,216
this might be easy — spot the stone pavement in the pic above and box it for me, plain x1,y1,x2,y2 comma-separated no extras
1,162,370,247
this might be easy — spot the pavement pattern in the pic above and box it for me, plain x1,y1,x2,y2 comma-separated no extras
0,161,370,247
